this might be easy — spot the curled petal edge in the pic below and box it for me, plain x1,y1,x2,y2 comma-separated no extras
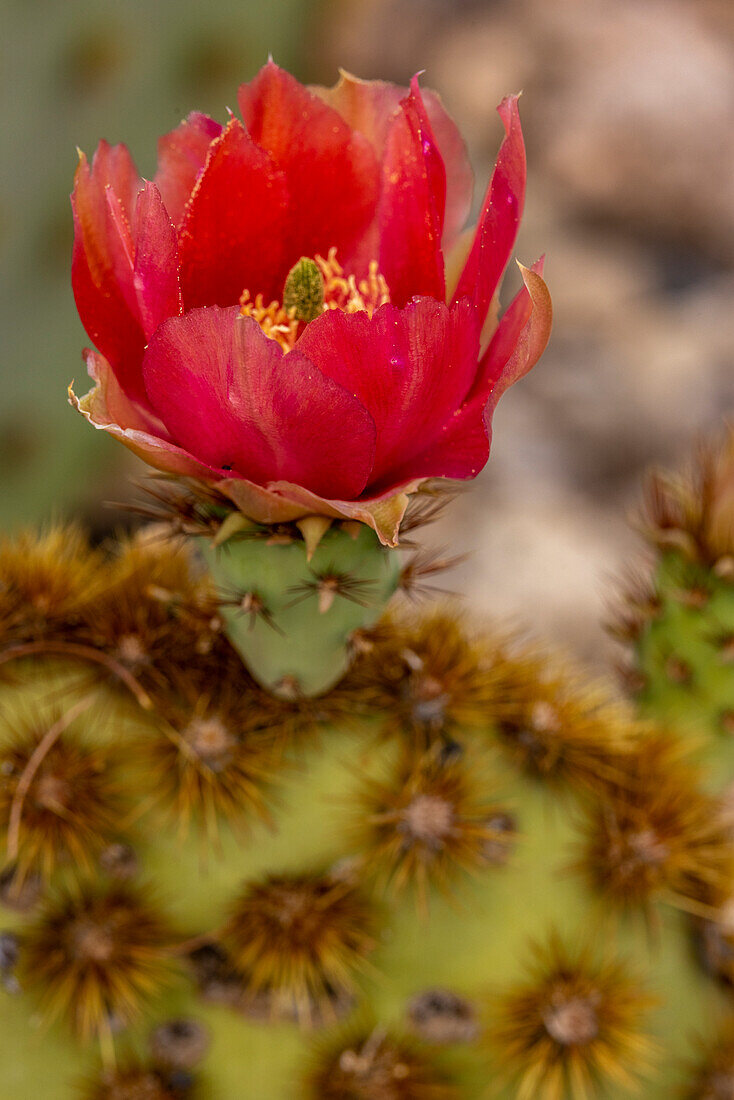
485,261,552,418
68,358,418,547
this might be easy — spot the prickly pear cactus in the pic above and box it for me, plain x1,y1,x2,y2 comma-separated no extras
2,495,734,1099
611,430,734,784
611,427,734,1040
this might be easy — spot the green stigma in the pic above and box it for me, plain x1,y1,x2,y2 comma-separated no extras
283,257,325,323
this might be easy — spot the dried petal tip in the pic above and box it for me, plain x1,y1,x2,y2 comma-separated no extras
283,257,325,323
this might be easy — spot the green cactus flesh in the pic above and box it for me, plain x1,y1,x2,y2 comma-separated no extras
629,551,734,784
613,436,734,792
201,523,402,697
0,526,733,1099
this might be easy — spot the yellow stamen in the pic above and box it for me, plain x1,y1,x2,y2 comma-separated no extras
316,247,390,317
239,290,299,352
239,248,390,352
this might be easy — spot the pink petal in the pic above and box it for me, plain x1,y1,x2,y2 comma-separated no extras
238,61,379,275
142,306,377,500
154,112,222,229
313,70,473,248
296,297,479,485
178,119,289,309
453,96,526,325
376,78,446,306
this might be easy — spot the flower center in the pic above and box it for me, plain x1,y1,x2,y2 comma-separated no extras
239,248,390,352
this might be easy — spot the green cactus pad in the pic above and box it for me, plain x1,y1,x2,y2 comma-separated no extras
612,433,734,790
1,526,732,1099
201,523,402,697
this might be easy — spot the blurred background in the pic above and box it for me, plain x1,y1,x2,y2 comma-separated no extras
1,0,733,665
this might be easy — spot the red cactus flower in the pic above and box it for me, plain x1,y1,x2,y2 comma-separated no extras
69,63,551,545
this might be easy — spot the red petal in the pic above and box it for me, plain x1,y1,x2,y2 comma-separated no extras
154,112,222,229
71,146,148,405
76,348,167,435
296,297,479,485
132,182,182,339
84,139,140,220
453,96,526,324
70,350,413,546
382,262,551,489
178,119,289,309
69,348,215,481
142,306,377,500
238,61,379,273
377,79,447,306
379,405,490,490
73,156,181,407
314,70,473,247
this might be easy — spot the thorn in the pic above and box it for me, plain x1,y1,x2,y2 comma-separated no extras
274,675,301,701
213,511,254,547
296,516,332,561
398,547,467,601
340,521,363,541
240,593,284,635
219,589,284,635
317,578,339,614
348,628,376,657
285,571,375,611
714,555,734,579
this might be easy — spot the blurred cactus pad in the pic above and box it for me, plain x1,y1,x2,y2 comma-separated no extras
2,475,734,1100
612,428,734,788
